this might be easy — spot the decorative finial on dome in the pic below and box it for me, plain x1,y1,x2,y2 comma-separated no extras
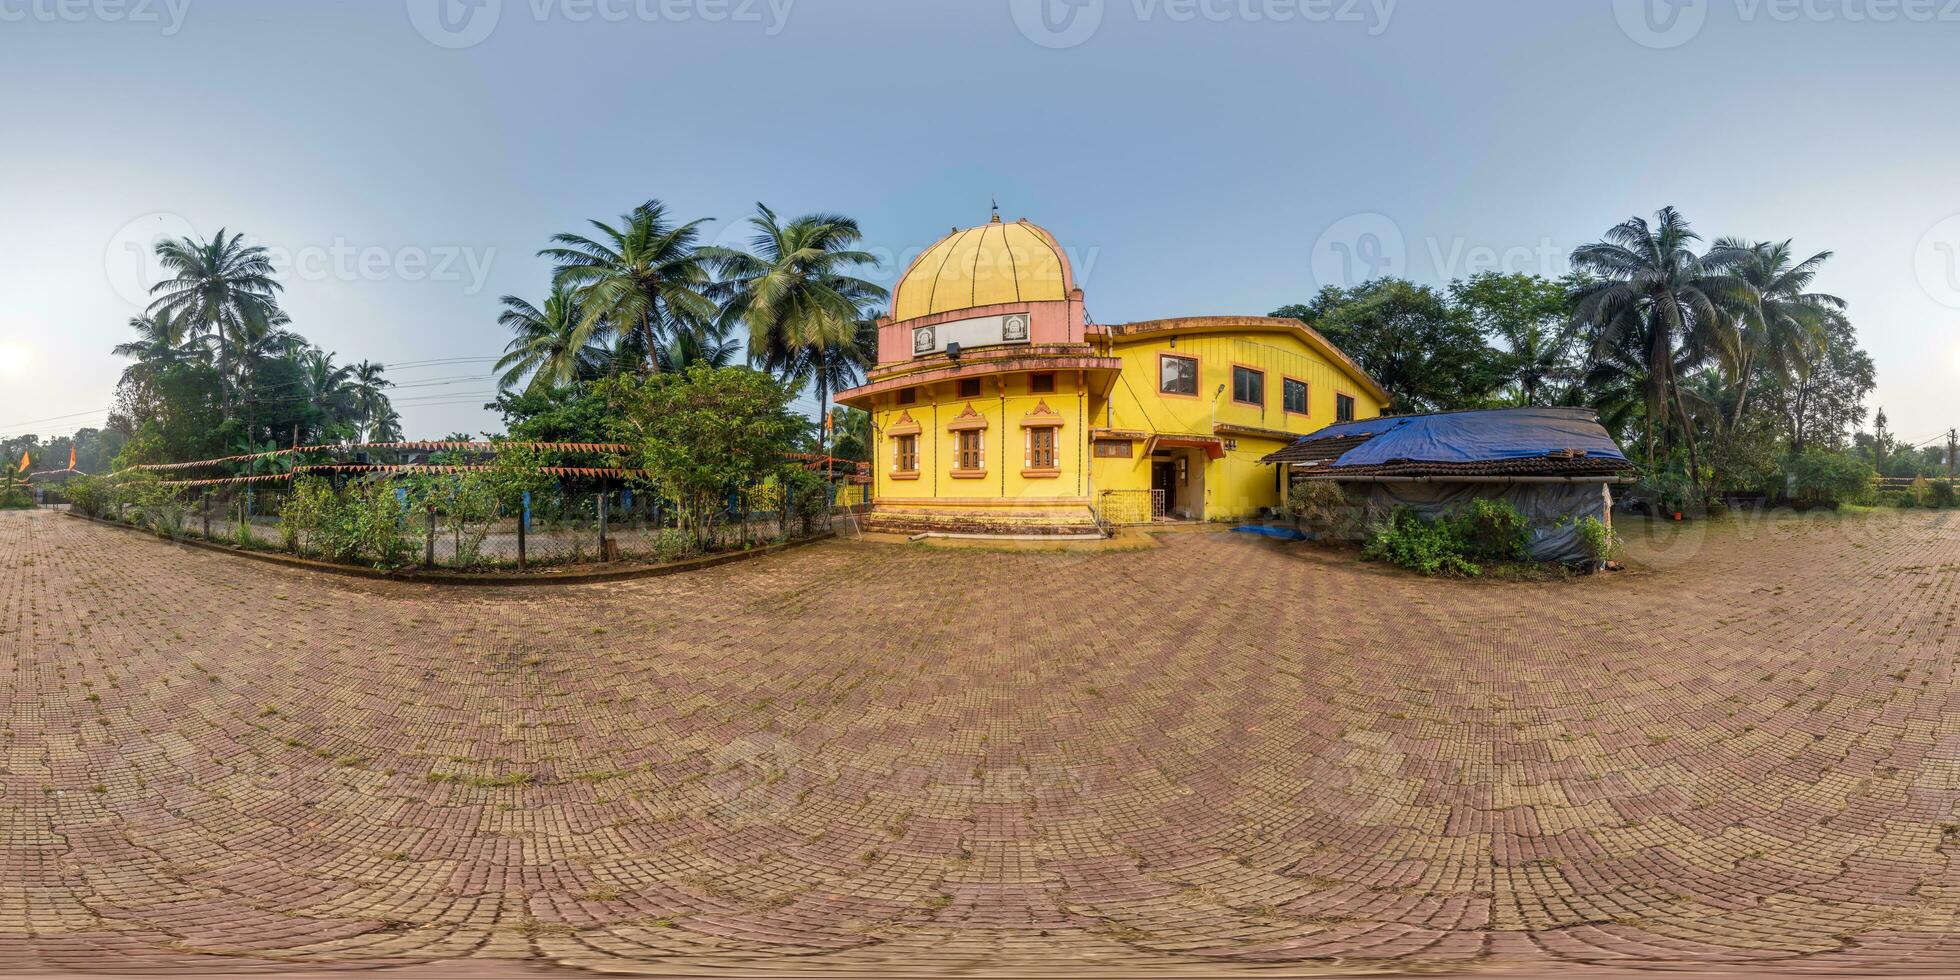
990,197,1001,223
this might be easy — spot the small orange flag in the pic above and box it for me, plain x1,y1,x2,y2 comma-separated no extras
69,446,76,469
15,451,28,473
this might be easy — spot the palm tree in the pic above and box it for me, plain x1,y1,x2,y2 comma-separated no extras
367,405,405,443
112,310,200,395
1713,238,1844,430
300,349,355,426
1569,208,1749,491
542,200,719,375
146,229,284,413
655,320,741,372
715,205,887,469
112,310,190,364
494,285,612,392
345,361,393,442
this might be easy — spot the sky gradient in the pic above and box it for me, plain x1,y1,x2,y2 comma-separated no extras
2,0,1957,449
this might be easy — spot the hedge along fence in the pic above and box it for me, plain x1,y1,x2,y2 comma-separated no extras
68,442,866,572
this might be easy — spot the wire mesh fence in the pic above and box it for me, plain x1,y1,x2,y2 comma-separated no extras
82,479,857,573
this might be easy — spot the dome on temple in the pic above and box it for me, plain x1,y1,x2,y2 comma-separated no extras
892,214,1074,322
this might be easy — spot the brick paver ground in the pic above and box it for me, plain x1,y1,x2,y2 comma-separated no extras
3,507,1959,977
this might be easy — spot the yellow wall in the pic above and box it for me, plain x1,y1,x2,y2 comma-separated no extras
1091,330,1382,520
861,328,1383,529
871,372,1094,520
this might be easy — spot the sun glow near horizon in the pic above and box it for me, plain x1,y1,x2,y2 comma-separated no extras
0,341,33,381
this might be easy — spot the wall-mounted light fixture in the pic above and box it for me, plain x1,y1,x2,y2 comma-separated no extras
946,342,962,361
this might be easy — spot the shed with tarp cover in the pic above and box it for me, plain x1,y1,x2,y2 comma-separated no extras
1262,407,1636,563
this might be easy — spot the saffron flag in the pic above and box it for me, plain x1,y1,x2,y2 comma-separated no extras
69,446,76,469
15,451,27,473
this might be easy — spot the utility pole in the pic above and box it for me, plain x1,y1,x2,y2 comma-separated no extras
1948,428,1957,483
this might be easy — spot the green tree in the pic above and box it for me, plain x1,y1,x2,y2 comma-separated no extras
713,205,886,470
1714,238,1845,431
494,284,613,392
597,366,801,546
490,382,620,444
1569,207,1750,492
345,361,393,442
543,199,719,375
1763,317,1874,454
146,229,285,414
1449,272,1580,407
1273,279,1503,413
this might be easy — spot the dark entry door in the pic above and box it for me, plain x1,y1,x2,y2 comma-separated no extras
1151,460,1176,515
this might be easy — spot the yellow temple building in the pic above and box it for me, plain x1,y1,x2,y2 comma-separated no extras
835,212,1388,536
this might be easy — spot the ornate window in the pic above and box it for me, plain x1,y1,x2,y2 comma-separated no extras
886,411,922,479
956,430,984,473
1027,428,1056,470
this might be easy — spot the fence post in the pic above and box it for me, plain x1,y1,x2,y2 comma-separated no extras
597,491,608,556
201,495,211,539
425,504,437,568
517,491,529,571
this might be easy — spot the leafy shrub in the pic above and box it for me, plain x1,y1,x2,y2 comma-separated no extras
1931,481,1957,509
1363,508,1483,577
647,529,700,563
350,482,412,568
1456,498,1531,562
113,471,190,538
773,466,832,538
67,475,110,518
1577,516,1622,564
1771,451,1875,510
281,478,338,554
1636,460,1697,516
0,485,31,510
1285,480,1356,537
1875,489,1914,508
1361,500,1540,577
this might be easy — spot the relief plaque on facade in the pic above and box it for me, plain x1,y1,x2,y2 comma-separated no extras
912,325,936,355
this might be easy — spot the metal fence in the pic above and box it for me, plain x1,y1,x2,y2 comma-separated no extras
1097,489,1165,526
91,482,855,572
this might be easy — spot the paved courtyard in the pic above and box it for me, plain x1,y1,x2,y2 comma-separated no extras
3,507,1959,977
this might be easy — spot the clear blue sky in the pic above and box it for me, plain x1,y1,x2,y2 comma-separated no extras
3,0,1957,449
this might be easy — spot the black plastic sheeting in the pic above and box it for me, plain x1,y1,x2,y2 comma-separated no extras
1351,480,1614,563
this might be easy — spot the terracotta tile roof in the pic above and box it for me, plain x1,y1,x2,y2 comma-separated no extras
1305,453,1635,479
1264,434,1376,464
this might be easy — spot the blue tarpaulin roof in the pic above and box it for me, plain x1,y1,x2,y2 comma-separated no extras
1268,408,1630,472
